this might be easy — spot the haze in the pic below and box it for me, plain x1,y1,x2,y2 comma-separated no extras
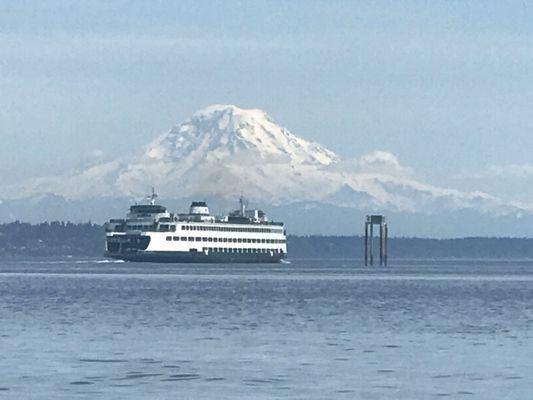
2,1,533,203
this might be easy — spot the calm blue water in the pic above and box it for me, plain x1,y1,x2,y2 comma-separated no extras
1,258,532,399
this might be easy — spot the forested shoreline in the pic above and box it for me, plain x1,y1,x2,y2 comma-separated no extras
2,221,533,259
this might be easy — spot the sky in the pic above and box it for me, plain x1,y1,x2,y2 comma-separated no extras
1,0,533,202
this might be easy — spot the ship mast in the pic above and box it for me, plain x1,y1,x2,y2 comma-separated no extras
148,187,158,205
239,196,246,217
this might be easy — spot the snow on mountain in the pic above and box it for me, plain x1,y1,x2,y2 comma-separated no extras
3,104,531,217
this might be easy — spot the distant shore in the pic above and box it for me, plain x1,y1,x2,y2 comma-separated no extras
2,221,533,259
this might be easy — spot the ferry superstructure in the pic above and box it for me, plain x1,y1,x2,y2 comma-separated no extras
105,192,287,263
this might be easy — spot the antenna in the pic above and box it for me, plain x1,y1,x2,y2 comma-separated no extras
239,195,246,217
148,187,158,205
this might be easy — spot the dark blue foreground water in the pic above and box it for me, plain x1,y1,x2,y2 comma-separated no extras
1,258,532,399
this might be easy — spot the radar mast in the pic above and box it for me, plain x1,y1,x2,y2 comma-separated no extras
148,187,158,205
239,196,247,216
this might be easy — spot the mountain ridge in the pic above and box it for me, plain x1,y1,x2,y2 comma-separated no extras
1,104,531,234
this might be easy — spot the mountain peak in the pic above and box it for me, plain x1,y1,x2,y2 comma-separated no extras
192,104,268,121
145,104,339,166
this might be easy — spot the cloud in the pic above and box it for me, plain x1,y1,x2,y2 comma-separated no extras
356,150,412,177
91,149,105,158
457,164,533,180
487,164,533,178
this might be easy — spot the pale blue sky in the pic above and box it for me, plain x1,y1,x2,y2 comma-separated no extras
2,1,533,200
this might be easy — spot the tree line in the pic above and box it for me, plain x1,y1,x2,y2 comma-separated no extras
0,221,104,257
2,221,533,259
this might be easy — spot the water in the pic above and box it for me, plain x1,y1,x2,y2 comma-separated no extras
1,258,532,399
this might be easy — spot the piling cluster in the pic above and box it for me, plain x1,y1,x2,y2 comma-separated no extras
364,215,388,266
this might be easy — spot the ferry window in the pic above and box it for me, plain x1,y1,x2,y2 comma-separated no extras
237,238,242,243
195,237,201,242
166,236,172,241
173,236,179,241
213,238,218,242
188,237,194,241
181,226,185,230
180,237,186,241
208,238,213,242
202,237,207,241
251,239,256,244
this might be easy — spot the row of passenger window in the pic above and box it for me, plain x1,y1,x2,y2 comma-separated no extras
181,225,281,234
126,224,176,232
203,247,282,254
166,236,286,244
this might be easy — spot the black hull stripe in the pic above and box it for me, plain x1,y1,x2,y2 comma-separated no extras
106,251,284,264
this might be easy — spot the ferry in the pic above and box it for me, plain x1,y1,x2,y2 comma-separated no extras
104,190,287,263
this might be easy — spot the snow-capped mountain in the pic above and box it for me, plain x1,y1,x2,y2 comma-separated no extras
1,104,531,234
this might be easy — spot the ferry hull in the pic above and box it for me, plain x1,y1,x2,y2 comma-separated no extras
106,250,285,264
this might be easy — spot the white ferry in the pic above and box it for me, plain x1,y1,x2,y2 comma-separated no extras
105,191,287,263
